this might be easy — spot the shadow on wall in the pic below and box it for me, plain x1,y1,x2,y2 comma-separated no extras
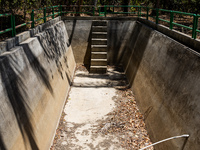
0,21,71,150
83,24,92,71
108,21,151,73
66,18,92,71
0,56,39,150
108,21,131,65
35,22,72,84
0,133,6,150
123,23,152,87
21,44,54,94
67,19,77,47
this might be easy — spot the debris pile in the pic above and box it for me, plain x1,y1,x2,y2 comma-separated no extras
99,88,153,150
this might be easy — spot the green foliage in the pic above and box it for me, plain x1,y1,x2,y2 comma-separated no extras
0,0,200,15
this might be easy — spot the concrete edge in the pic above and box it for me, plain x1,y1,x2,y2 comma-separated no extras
136,21,200,57
62,16,138,21
48,62,76,150
0,16,61,55
138,17,200,53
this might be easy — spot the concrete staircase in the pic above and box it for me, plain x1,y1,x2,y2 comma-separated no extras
90,20,107,74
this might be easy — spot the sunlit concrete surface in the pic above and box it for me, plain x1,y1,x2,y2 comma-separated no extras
53,66,127,149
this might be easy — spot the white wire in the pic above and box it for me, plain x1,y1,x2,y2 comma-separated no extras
139,134,189,150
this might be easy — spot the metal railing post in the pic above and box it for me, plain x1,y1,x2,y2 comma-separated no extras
52,7,54,19
11,14,16,37
104,5,106,17
43,7,46,23
98,6,100,16
156,8,159,24
75,6,77,16
195,16,199,39
192,14,197,39
92,6,95,16
31,9,34,28
11,14,14,36
59,5,62,16
13,15,16,36
170,11,174,29
146,7,149,20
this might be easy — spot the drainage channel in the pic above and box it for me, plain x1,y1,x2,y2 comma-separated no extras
50,65,153,150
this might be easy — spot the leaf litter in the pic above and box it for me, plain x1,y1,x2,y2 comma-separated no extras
99,87,154,150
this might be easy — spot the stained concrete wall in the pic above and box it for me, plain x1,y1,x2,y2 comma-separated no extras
0,18,76,150
64,17,92,66
122,21,200,150
0,17,61,55
138,18,200,53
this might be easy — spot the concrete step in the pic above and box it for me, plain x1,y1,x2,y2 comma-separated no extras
92,39,107,45
91,52,107,59
92,26,107,32
92,21,107,26
91,59,107,66
92,32,107,39
90,66,107,74
91,45,107,52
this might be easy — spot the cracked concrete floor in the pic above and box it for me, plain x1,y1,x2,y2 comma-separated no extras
51,66,152,150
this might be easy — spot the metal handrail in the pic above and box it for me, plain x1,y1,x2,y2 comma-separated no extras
0,13,15,36
0,5,200,39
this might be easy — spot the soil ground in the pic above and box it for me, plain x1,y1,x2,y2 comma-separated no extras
50,65,153,150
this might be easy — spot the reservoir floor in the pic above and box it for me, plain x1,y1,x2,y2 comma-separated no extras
50,65,153,150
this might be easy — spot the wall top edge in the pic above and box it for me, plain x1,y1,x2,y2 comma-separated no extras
61,16,138,21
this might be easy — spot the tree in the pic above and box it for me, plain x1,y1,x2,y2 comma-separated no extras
94,0,98,6
122,0,130,12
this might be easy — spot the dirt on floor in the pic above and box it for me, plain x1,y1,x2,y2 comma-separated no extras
99,88,153,150
50,65,153,150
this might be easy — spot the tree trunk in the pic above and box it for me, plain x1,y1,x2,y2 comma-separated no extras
94,0,98,6
155,0,160,9
99,0,104,5
77,0,83,16
163,0,167,9
122,0,129,12
151,0,160,16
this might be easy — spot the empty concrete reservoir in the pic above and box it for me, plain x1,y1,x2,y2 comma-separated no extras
0,16,200,150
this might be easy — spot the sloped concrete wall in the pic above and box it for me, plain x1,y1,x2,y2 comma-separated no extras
122,21,200,149
107,20,137,65
0,19,76,150
138,18,200,53
0,17,61,55
64,18,93,66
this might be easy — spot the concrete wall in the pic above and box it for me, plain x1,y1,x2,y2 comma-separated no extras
0,17,61,55
122,21,200,149
64,17,93,67
138,18,200,53
63,17,137,66
0,18,76,150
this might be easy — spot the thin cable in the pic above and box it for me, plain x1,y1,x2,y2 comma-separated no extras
139,134,189,150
